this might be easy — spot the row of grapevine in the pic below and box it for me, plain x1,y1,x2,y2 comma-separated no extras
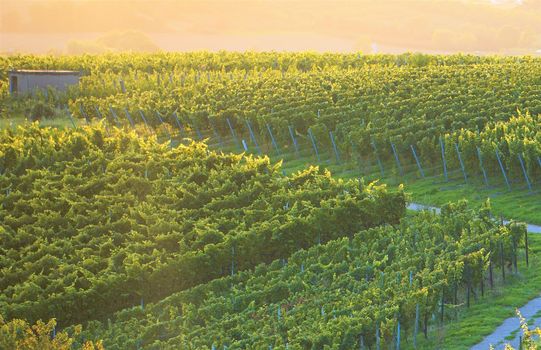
72,200,527,349
1,52,529,81
0,124,405,327
4,53,540,180
62,58,541,181
69,106,541,189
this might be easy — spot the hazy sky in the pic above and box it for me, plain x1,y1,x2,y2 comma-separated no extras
1,0,540,54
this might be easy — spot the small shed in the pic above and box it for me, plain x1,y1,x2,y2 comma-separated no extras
9,70,80,95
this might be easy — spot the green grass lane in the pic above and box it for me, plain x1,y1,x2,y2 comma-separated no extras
409,234,541,350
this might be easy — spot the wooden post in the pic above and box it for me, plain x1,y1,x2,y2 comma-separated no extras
68,113,77,129
79,105,90,124
123,108,135,128
191,119,203,141
108,106,121,126
138,110,152,133
208,117,223,148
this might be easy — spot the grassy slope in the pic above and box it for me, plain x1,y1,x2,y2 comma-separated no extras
0,116,74,129
277,153,541,225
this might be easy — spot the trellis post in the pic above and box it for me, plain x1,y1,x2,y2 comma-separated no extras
495,148,511,190
525,230,529,267
245,120,262,154
518,153,532,192
455,143,467,182
138,110,151,132
288,126,300,156
123,108,135,128
172,112,186,139
108,106,121,126
410,145,425,178
308,128,321,162
226,117,241,150
266,123,281,155
119,79,126,93
390,142,404,177
79,105,90,124
94,105,103,120
477,147,489,187
68,112,77,129
440,137,448,181
208,118,224,148
371,141,385,177
376,324,380,350
329,131,341,163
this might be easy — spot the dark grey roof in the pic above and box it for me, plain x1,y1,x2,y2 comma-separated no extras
9,70,81,75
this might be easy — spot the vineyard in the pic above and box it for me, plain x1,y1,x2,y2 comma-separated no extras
1,52,540,349
3,53,540,202
72,202,526,349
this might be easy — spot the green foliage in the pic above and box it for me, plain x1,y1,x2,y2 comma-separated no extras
0,124,404,327
2,53,540,178
0,315,103,350
28,101,55,122
73,200,526,349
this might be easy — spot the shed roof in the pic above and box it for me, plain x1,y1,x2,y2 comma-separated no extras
9,70,81,75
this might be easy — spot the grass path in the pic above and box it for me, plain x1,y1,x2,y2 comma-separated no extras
401,234,541,350
406,203,541,349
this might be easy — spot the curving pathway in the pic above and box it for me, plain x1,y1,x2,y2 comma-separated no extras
469,295,541,350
